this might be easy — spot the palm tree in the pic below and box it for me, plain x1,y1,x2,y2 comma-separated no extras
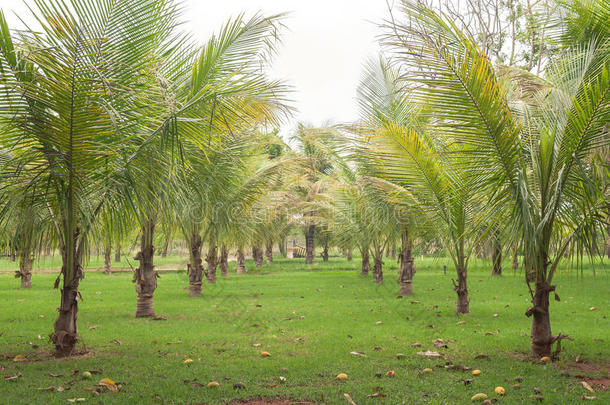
290,126,337,264
385,0,609,355
0,0,182,356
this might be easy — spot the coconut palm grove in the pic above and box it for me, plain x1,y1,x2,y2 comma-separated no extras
0,0,608,403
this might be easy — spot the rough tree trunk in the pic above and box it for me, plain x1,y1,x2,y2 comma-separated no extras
188,233,203,297
161,237,169,258
373,255,383,284
454,263,469,314
398,231,415,296
361,248,370,275
391,245,396,261
51,240,84,357
133,222,157,318
114,244,121,262
206,242,218,284
265,240,273,263
253,243,264,267
305,225,315,264
322,241,329,262
236,247,247,274
220,244,229,277
527,281,554,357
17,252,33,288
278,238,287,258
347,248,352,262
492,233,502,276
104,245,111,275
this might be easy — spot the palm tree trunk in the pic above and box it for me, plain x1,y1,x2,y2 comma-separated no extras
347,247,352,261
206,241,218,284
265,240,273,263
104,245,111,275
220,244,229,277
361,247,370,275
278,238,287,258
512,247,519,271
305,224,315,264
133,221,157,318
161,236,169,258
373,244,383,283
17,251,33,288
188,232,203,297
114,243,121,262
398,230,415,296
52,238,84,357
454,263,469,314
236,247,247,274
253,242,264,267
322,241,329,262
491,232,502,276
527,280,554,357
391,245,396,261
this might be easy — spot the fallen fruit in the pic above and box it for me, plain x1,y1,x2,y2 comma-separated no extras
471,393,488,401
336,373,348,380
183,359,193,364
12,355,26,362
472,369,481,376
581,381,595,393
385,370,396,377
494,386,506,395
98,378,118,392
260,351,271,357
82,371,92,380
540,356,551,363
422,368,433,374
207,381,220,388
233,382,246,390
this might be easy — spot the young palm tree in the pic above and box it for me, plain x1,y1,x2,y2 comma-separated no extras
385,0,609,355
0,0,182,356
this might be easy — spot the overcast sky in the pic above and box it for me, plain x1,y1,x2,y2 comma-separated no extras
0,0,394,137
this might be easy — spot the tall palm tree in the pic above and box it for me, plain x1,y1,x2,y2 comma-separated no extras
0,0,181,356
385,0,609,355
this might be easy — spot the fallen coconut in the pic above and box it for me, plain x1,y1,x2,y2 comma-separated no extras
471,393,488,402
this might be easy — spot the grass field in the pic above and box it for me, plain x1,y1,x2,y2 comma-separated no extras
0,256,608,404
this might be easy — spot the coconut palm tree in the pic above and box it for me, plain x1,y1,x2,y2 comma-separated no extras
0,0,184,356
384,0,609,355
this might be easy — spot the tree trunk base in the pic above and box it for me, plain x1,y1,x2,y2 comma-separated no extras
21,274,32,288
188,283,202,297
400,281,413,296
528,282,554,357
236,265,246,274
51,287,79,357
456,295,469,314
135,295,155,318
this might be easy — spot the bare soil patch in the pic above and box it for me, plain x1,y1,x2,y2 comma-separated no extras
230,399,315,405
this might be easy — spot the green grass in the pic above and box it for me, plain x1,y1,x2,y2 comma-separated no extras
0,256,608,404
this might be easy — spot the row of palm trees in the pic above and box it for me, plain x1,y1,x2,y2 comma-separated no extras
0,0,292,356
0,0,607,360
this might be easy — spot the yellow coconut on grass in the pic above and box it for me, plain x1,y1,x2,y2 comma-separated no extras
336,373,348,380
494,386,506,395
207,381,220,388
260,351,271,357
472,369,481,376
471,393,488,401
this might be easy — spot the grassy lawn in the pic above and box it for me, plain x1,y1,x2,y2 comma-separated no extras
0,256,608,404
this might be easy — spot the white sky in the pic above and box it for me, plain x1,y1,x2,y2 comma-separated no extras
0,0,394,138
